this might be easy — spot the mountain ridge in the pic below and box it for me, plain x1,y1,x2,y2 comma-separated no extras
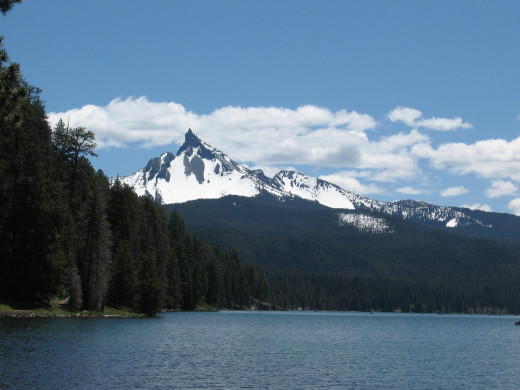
116,129,520,237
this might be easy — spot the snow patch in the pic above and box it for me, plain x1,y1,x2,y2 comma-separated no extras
446,218,458,228
338,213,393,234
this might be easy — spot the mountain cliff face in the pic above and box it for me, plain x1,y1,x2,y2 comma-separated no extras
116,129,493,230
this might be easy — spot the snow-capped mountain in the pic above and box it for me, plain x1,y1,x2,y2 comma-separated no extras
117,129,285,204
116,129,489,229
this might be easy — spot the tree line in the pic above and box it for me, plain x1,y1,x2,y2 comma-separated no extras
266,271,519,314
0,37,270,315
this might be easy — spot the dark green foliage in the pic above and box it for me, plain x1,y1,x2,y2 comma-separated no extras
169,195,520,314
108,239,138,309
138,252,163,316
0,0,21,15
0,39,62,302
0,40,268,314
102,185,266,313
80,171,112,311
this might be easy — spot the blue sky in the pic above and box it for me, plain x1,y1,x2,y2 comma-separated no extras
3,1,520,214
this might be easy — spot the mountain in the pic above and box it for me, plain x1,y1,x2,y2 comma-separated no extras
116,129,520,240
166,195,520,313
116,129,520,312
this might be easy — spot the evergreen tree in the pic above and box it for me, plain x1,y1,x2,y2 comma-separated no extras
0,0,21,15
138,252,163,316
81,171,111,311
108,239,138,309
106,180,142,309
0,39,60,301
206,258,222,307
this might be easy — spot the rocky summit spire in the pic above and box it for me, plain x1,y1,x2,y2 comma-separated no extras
176,129,206,157
184,128,201,145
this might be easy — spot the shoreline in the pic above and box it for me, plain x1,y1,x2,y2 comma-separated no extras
0,302,147,318
0,310,145,318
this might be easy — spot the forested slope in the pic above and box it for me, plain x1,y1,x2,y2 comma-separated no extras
170,195,520,314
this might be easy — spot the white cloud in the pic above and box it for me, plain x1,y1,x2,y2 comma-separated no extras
507,198,520,216
49,97,427,182
462,203,492,212
414,137,520,182
396,186,425,195
352,129,427,182
485,180,518,198
50,98,520,214
319,173,386,195
416,117,473,131
48,98,377,159
387,106,472,131
440,186,469,197
387,106,422,126
47,97,198,148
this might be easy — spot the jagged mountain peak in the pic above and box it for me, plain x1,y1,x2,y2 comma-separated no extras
176,129,216,159
115,128,492,230
180,128,200,151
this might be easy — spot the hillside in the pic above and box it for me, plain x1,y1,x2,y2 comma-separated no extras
167,195,520,313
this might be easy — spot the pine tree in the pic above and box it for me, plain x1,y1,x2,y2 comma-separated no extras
206,258,222,307
81,172,111,311
108,240,138,309
138,252,163,316
0,39,60,301
0,0,20,15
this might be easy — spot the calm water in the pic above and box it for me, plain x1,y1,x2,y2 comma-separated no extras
1,311,519,389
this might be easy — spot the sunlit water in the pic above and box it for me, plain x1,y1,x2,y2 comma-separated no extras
1,311,519,389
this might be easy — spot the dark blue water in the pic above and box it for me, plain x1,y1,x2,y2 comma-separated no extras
1,311,519,389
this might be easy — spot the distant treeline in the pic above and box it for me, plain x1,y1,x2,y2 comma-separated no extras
266,271,519,314
0,40,269,315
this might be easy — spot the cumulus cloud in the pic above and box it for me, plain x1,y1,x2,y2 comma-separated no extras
417,117,473,131
48,98,380,165
440,186,469,197
49,97,428,183
49,97,520,213
507,198,520,216
48,98,376,149
387,107,422,126
462,203,492,212
387,106,473,131
485,180,518,198
47,97,198,148
414,137,520,182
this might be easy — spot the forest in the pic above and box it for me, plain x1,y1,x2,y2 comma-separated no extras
171,195,520,314
0,21,270,315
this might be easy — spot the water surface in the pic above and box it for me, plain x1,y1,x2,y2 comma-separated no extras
1,311,519,389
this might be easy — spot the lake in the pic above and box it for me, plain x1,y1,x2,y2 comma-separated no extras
1,311,519,389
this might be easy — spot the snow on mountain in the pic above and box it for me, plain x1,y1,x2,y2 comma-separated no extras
116,129,284,204
338,213,393,234
115,129,489,229
365,199,492,229
272,171,355,209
